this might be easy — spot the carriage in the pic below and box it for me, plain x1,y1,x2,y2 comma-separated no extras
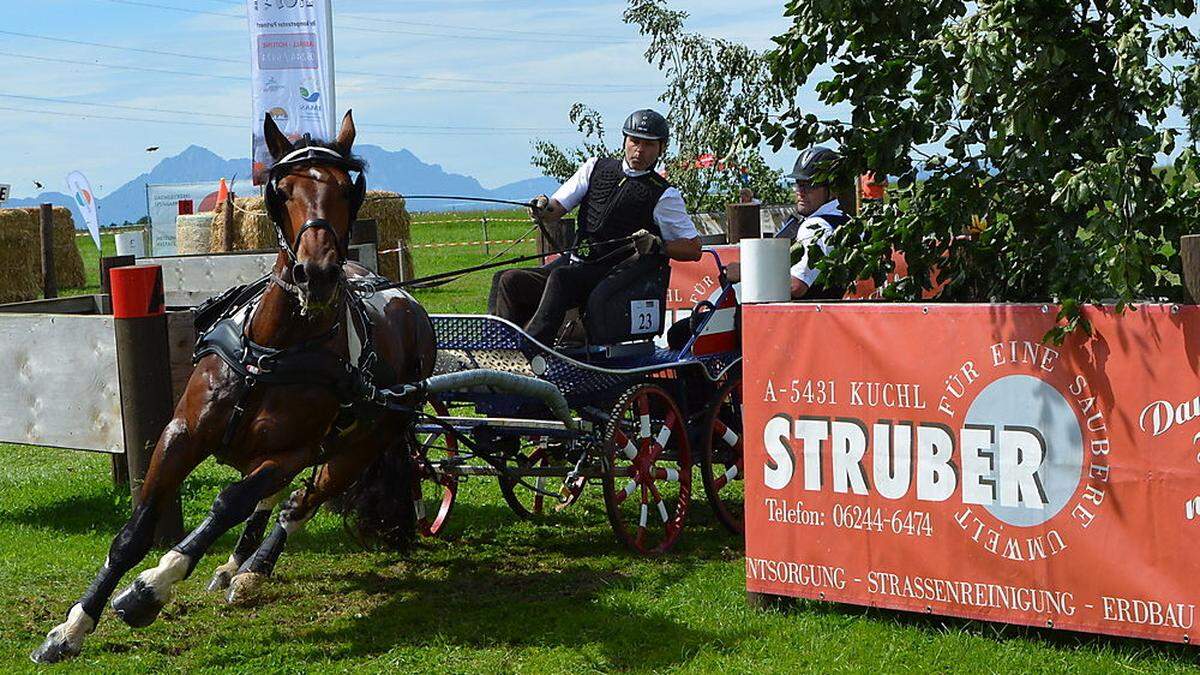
407,249,746,554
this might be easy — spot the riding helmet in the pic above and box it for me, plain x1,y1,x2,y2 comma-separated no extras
623,109,670,142
789,146,839,183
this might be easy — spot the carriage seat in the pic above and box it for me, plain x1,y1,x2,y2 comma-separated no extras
580,254,671,346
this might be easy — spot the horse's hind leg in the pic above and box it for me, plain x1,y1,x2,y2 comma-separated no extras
109,451,309,629
205,489,287,592
227,436,383,603
31,418,206,664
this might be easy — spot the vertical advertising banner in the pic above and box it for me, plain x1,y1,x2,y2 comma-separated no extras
743,303,1200,643
246,0,336,184
65,171,101,251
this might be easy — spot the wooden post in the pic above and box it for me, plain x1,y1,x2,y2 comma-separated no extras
40,203,57,299
725,203,761,244
481,216,490,254
110,265,184,546
1182,235,1200,304
221,191,236,253
398,241,412,281
101,254,136,487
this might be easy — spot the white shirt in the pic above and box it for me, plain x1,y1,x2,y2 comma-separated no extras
788,199,844,287
551,157,699,241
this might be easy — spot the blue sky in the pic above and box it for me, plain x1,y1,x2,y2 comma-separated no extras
0,0,799,199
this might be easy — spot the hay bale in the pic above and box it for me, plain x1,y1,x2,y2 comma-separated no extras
208,190,413,280
51,208,86,289
0,209,41,303
176,213,214,254
0,207,86,302
208,197,275,253
359,191,412,281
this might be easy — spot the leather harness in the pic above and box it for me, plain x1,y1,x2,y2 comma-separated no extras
191,144,407,456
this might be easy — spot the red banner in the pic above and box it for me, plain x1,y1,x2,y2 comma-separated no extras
743,303,1200,643
668,245,739,311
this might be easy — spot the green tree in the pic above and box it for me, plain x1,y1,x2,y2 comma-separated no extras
766,0,1200,333
532,0,790,213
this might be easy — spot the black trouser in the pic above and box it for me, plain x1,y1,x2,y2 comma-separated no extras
488,257,611,345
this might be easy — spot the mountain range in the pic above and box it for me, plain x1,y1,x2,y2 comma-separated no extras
4,145,559,228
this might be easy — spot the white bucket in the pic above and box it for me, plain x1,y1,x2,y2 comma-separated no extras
739,237,791,303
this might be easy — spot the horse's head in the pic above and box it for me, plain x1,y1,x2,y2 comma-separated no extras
263,110,365,315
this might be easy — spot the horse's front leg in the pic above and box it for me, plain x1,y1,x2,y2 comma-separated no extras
31,418,206,664
205,489,287,592
109,450,311,629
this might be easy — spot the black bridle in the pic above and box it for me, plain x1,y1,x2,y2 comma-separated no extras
264,142,366,266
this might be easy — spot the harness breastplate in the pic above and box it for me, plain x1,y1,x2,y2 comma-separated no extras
577,158,670,260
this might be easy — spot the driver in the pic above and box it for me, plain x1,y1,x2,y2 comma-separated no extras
488,109,702,344
727,146,849,299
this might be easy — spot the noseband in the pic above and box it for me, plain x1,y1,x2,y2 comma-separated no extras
264,143,366,266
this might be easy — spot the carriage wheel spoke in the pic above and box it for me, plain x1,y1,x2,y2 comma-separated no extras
651,467,680,482
615,479,638,505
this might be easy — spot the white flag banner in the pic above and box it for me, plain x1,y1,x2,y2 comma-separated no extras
65,171,101,251
246,0,336,185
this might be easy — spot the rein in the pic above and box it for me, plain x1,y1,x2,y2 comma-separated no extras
351,232,642,293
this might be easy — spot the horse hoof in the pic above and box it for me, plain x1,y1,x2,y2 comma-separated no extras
111,579,165,628
226,572,267,606
30,634,81,664
207,569,232,592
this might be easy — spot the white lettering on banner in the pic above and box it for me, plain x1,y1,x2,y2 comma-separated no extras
762,417,1050,509
1102,596,1196,629
0,184,9,203
763,498,824,526
1138,396,1200,437
866,571,1076,616
745,558,845,589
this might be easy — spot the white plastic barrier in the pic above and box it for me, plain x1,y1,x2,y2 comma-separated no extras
0,313,123,453
145,252,277,307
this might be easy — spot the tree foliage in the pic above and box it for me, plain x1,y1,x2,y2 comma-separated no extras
531,0,790,213
766,0,1200,332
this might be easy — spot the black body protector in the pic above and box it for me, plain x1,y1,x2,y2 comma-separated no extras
576,157,670,261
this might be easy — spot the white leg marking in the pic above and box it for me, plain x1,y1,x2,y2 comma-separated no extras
661,468,680,483
138,550,191,602
622,439,639,460
724,464,740,482
657,500,669,523
623,480,638,498
280,509,314,535
639,503,649,528
639,414,651,439
414,498,427,520
213,553,239,578
46,602,95,646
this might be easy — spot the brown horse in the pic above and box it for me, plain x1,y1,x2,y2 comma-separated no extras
32,111,436,663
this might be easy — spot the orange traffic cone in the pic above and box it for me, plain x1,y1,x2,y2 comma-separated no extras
216,177,229,205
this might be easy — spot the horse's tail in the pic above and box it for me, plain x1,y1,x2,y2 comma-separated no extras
329,430,418,551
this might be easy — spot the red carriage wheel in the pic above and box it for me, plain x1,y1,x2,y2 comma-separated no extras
413,398,458,537
499,439,582,518
700,373,744,535
602,383,692,555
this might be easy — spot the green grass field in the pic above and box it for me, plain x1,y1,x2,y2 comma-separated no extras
1,217,1198,672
